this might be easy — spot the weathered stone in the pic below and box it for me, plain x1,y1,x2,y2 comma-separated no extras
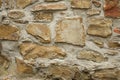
106,49,119,56
0,0,2,8
71,0,91,9
0,24,19,40
13,19,28,24
92,38,104,48
33,12,53,22
55,17,85,46
104,0,120,18
87,18,112,37
26,23,51,43
19,42,66,60
0,54,9,69
114,27,120,34
16,0,38,8
32,3,67,11
87,9,101,16
16,58,33,74
45,0,62,2
92,0,101,8
93,68,118,80
4,0,15,9
77,49,107,62
108,37,120,48
8,10,25,19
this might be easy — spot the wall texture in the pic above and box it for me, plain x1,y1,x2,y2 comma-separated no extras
0,0,120,80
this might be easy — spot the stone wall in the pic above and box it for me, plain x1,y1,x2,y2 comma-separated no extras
0,0,120,80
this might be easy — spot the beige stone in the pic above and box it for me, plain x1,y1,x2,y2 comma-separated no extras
55,17,85,46
0,24,19,40
45,0,62,2
19,42,66,60
8,10,25,19
0,0,2,8
77,49,107,62
92,38,104,48
32,3,67,11
16,0,38,8
87,9,101,16
33,12,53,22
93,68,118,80
87,18,112,37
16,58,33,74
26,23,51,43
71,0,91,9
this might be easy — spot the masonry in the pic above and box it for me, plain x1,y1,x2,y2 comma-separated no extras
0,0,120,80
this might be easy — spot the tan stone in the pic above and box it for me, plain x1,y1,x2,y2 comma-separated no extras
8,10,25,19
92,0,101,8
32,3,67,11
0,0,2,8
0,24,19,40
45,0,62,2
16,0,38,8
93,68,118,80
77,49,107,62
87,18,112,37
16,58,33,74
71,0,91,9
26,23,51,43
92,38,104,48
87,9,101,16
55,17,85,46
19,42,66,60
33,12,53,22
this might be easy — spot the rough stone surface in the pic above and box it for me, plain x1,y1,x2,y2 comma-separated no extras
0,24,19,40
87,9,100,16
87,18,112,37
26,23,51,43
77,49,107,62
45,0,62,2
55,17,85,46
16,58,33,74
0,0,2,8
104,0,120,18
71,0,91,9
19,42,66,60
8,10,25,19
16,0,38,8
32,3,67,11
32,12,53,22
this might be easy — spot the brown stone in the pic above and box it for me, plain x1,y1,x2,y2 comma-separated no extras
77,49,107,62
19,42,66,60
71,0,91,9
13,19,28,24
26,23,51,43
104,0,120,18
87,18,112,38
0,24,19,40
8,10,25,19
93,68,118,80
16,58,33,74
92,0,101,8
0,0,2,8
92,38,104,48
87,9,101,16
45,0,62,2
55,17,86,46
32,3,67,11
33,12,53,22
16,0,38,8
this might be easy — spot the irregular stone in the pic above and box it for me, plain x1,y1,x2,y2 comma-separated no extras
16,58,33,74
106,49,119,56
87,18,112,37
0,24,19,40
77,49,107,62
0,0,2,8
108,36,120,48
93,68,118,80
16,0,38,8
19,42,66,60
26,23,51,43
87,9,101,16
55,17,85,46
8,10,25,19
33,12,53,22
0,54,9,69
92,38,104,48
45,0,62,2
92,0,101,8
71,0,91,9
114,27,120,34
32,3,67,11
13,19,28,24
104,0,120,18
4,0,15,9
